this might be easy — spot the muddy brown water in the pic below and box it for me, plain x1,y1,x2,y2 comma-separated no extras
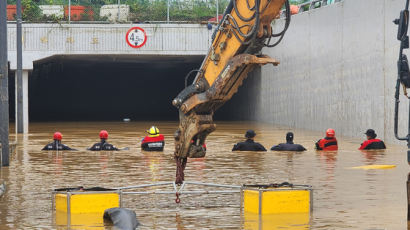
0,121,408,229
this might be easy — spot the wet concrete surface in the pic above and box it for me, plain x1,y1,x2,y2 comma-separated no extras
0,121,408,229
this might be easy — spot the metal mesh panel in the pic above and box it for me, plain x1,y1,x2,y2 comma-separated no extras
5,0,231,23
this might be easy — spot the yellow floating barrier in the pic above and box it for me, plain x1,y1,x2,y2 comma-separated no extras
243,212,310,230
241,183,312,230
55,211,105,229
351,165,396,170
53,187,121,228
241,183,312,215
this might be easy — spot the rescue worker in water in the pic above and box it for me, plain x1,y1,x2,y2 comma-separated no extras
315,129,338,151
271,132,306,151
232,130,267,151
88,130,119,151
359,129,386,150
141,126,165,151
42,132,75,151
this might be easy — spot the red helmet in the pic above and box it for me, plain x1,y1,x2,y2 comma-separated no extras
326,128,335,138
99,130,108,139
53,132,62,141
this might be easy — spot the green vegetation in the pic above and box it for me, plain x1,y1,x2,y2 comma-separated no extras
21,0,42,21
6,0,335,22
6,0,230,22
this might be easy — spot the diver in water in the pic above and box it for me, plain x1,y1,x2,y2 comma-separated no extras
315,129,338,151
232,130,267,151
271,132,306,151
359,129,386,150
42,132,75,151
141,126,165,151
88,130,119,151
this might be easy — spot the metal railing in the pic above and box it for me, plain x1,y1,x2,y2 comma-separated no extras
280,0,343,17
115,181,241,198
5,0,230,24
298,0,342,12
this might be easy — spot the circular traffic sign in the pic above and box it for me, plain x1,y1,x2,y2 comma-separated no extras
126,27,147,48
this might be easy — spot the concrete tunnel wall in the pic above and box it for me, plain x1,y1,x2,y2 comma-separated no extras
241,0,407,143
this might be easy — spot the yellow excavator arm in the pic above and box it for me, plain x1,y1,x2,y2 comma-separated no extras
172,0,290,184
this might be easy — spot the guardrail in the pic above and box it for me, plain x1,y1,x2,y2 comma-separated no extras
280,0,343,17
298,0,342,12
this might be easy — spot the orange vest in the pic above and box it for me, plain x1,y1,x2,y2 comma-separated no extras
317,138,338,150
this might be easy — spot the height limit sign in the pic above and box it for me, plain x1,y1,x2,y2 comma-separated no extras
126,27,147,48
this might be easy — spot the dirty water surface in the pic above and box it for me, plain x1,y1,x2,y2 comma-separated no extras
0,121,407,229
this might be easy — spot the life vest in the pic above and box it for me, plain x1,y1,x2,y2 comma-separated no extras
359,139,386,150
141,134,165,151
316,137,338,151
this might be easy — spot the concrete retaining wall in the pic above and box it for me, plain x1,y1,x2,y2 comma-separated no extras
7,23,212,69
250,0,407,142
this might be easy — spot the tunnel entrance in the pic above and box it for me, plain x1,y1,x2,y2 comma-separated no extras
29,55,204,121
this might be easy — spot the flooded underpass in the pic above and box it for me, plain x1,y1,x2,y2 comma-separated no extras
28,55,205,121
0,121,408,229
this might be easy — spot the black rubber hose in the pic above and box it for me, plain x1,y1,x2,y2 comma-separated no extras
184,69,201,87
211,0,234,42
233,0,256,22
265,0,290,47
271,0,290,37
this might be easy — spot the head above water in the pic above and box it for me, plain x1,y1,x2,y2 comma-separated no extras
326,129,335,138
286,132,294,143
245,130,256,139
147,126,160,136
365,129,377,139
53,132,62,141
99,130,109,139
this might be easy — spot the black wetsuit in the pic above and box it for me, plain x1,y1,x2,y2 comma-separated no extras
42,140,74,151
232,139,267,151
88,140,119,151
271,142,306,151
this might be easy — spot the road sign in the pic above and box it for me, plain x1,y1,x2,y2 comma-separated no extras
126,27,147,48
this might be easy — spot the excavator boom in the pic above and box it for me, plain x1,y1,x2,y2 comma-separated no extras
172,0,290,184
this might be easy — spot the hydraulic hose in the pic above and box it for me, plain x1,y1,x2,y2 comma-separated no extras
233,0,257,22
265,0,290,47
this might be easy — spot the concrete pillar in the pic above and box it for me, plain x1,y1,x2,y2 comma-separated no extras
0,0,9,166
15,70,29,133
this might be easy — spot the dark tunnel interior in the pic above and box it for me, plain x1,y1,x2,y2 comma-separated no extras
29,55,203,121
25,55,252,122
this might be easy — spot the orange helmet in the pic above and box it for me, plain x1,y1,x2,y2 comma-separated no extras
326,129,335,138
99,130,108,139
53,132,62,141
